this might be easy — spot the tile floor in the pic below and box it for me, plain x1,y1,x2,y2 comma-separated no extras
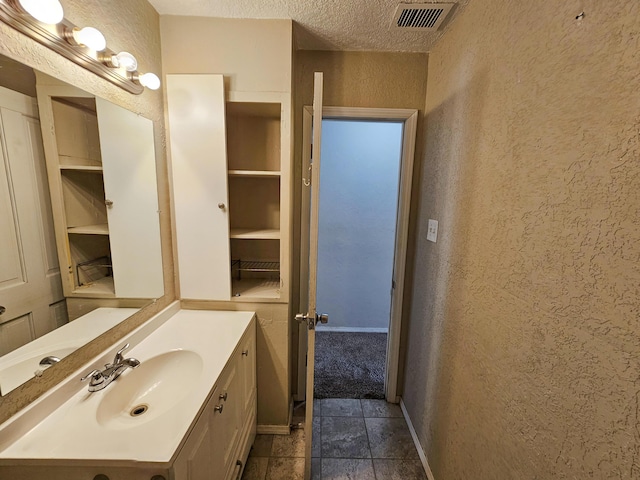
242,399,426,480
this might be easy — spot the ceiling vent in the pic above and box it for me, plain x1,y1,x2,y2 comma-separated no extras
391,3,455,31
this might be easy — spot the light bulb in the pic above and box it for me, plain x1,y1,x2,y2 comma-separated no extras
18,0,64,24
138,73,160,90
111,52,138,72
72,27,106,52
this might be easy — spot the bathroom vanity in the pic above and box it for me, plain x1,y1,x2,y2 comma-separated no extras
0,304,256,480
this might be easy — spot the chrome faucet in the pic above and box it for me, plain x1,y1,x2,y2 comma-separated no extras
81,343,140,392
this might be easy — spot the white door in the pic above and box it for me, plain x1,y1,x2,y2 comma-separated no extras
166,74,231,301
0,87,65,356
95,98,163,299
299,72,327,480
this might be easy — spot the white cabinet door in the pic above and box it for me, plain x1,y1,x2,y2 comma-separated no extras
239,322,257,419
166,75,231,301
95,98,163,299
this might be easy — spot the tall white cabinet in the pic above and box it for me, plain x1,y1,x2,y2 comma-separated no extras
167,75,291,303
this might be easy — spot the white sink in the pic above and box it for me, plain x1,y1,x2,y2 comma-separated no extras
96,350,203,429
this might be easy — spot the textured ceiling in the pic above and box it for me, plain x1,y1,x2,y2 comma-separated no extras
147,0,470,52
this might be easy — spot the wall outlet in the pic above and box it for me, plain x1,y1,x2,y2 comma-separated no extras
427,219,438,243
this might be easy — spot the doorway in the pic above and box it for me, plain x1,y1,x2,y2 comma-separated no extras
298,106,417,403
313,119,403,399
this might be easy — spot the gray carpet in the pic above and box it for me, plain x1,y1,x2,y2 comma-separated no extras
314,331,386,399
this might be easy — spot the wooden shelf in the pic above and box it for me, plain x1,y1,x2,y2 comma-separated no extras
231,278,280,299
230,228,279,240
228,170,280,178
72,276,115,296
60,165,103,173
67,224,109,235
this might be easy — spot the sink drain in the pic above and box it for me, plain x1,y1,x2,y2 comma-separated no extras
130,404,149,417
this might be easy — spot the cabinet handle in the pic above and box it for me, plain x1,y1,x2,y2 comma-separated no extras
235,460,243,480
242,349,249,356
218,202,226,210
214,404,224,413
219,392,228,401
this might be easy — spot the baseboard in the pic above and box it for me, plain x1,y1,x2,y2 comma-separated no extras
257,424,291,435
315,326,389,333
400,399,435,480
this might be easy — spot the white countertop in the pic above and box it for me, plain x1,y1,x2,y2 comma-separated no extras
0,308,254,464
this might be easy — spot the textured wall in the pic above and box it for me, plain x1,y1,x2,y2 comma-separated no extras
402,0,640,478
0,0,175,424
293,50,428,395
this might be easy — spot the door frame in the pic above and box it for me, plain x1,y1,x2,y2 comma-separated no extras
297,106,418,403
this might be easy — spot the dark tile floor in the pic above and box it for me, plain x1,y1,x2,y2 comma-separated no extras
242,399,427,480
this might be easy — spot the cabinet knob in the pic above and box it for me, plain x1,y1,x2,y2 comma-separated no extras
0,306,5,315
218,202,226,210
242,349,249,356
214,404,224,413
219,392,228,401
105,199,114,207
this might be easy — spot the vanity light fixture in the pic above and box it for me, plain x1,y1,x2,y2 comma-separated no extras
136,72,161,91
0,0,160,94
108,51,138,72
67,26,106,52
16,0,63,24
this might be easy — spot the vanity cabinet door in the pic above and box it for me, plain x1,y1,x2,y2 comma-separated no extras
239,323,257,420
173,364,240,480
211,361,242,480
172,405,214,480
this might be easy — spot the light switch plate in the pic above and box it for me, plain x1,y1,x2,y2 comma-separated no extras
427,219,438,242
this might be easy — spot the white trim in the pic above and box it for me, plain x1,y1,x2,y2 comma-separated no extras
315,326,389,333
401,399,435,480
257,424,291,435
297,106,418,403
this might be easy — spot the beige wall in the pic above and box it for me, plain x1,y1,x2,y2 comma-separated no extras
293,50,428,395
161,17,294,429
0,0,175,424
160,16,292,93
403,0,640,478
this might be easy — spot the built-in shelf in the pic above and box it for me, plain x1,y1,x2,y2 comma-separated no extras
228,170,280,177
231,278,280,299
67,224,109,235
60,165,103,173
72,276,115,296
230,228,280,240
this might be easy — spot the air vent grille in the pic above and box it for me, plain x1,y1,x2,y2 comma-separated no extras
391,3,455,31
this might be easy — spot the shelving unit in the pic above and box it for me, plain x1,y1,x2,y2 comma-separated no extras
37,83,164,300
226,100,283,300
167,76,291,303
50,96,114,297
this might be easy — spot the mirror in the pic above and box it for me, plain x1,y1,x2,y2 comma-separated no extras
0,53,164,395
